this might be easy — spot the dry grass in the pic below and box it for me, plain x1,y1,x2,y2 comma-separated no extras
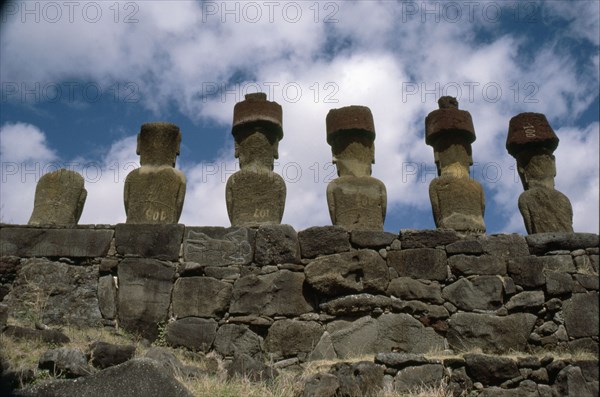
1,317,597,397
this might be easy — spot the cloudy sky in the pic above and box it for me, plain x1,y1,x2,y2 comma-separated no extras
1,0,598,233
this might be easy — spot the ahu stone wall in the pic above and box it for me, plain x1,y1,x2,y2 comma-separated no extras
1,224,597,362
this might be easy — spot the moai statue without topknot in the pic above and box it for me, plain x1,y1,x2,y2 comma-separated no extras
507,112,573,234
326,106,387,231
28,168,87,226
425,96,486,234
226,93,286,227
124,122,186,224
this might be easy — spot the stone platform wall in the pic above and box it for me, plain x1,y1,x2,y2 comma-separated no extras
1,224,598,365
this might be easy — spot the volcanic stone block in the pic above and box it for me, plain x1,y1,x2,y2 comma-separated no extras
304,250,389,296
117,258,175,340
481,234,529,258
39,347,91,378
171,277,232,318
541,255,576,273
507,256,545,288
319,294,394,316
393,364,445,393
545,271,574,295
301,373,340,397
374,353,431,369
399,229,460,249
387,248,447,281
447,312,536,353
97,275,117,319
298,226,350,258
230,270,312,316
166,317,218,352
386,278,443,304
526,233,600,255
464,354,519,386
0,227,113,257
448,254,506,276
445,239,484,255
329,316,379,358
254,224,300,265
17,358,194,397
563,292,599,338
2,258,102,327
183,226,254,266
213,324,263,357
88,341,136,369
505,291,545,311
350,230,397,248
332,361,384,397
375,313,445,354
552,365,595,397
309,331,337,361
264,320,323,357
115,223,183,260
442,276,504,311
28,169,87,226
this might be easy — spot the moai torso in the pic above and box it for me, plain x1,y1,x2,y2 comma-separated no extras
429,176,485,233
326,106,387,231
28,168,87,226
507,113,573,234
518,188,573,234
226,93,286,227
124,122,186,224
425,97,486,235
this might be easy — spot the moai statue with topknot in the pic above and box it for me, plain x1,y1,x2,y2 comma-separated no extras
326,106,387,231
425,96,486,234
28,168,87,226
226,93,286,227
124,122,186,224
507,112,573,234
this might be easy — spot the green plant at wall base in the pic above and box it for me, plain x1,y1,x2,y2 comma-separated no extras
154,321,169,347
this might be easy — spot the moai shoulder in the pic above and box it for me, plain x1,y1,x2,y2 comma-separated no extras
507,112,573,233
226,93,286,227
28,168,87,226
124,122,186,224
326,105,387,231
425,96,486,235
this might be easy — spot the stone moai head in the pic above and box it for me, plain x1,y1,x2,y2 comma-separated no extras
28,168,87,226
326,105,376,177
425,96,476,177
232,93,283,171
507,113,559,190
136,122,181,167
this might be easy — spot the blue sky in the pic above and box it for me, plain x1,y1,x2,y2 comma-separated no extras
1,0,598,233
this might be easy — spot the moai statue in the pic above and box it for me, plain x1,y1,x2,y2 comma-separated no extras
124,122,186,224
506,112,573,234
325,105,387,231
425,96,486,234
28,169,87,226
226,93,286,227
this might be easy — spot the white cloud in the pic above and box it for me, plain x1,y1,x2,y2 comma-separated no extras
0,122,57,163
0,1,597,233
